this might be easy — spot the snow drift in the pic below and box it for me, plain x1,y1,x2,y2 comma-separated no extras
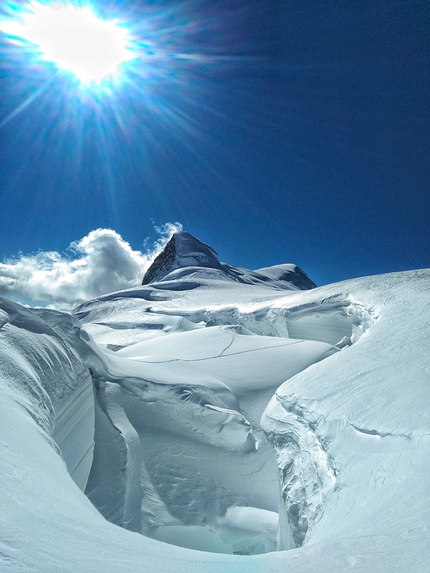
0,232,429,572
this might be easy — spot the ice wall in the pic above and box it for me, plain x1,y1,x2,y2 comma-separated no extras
0,299,95,491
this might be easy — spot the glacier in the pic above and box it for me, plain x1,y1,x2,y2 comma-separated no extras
0,232,429,572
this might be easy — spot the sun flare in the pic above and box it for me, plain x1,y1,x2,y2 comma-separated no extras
0,2,133,83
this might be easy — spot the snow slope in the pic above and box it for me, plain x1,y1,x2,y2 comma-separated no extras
0,236,429,572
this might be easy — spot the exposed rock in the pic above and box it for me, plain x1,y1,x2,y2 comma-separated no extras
142,232,222,285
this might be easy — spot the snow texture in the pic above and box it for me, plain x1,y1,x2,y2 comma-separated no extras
0,235,429,573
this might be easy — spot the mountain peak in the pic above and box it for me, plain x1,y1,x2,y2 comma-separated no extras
142,231,316,291
142,232,222,285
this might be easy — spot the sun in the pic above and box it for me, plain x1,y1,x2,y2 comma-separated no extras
0,2,133,83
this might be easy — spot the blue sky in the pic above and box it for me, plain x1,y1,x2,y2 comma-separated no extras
0,0,429,297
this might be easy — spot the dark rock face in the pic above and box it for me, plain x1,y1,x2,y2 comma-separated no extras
142,235,177,285
142,232,222,285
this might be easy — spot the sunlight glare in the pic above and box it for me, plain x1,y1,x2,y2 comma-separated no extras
1,3,133,83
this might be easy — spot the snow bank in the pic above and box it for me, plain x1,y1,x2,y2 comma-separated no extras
0,298,94,490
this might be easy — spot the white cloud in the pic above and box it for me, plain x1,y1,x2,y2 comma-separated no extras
0,223,182,310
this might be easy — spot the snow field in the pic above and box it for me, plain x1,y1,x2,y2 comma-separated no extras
1,264,430,572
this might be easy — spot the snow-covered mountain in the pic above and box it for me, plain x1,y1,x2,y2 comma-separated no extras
142,231,316,290
1,234,429,573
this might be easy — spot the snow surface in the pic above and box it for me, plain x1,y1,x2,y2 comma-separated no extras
1,237,430,572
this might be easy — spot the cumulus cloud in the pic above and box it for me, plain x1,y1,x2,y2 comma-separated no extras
0,223,182,310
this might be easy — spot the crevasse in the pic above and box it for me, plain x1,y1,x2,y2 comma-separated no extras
76,297,374,553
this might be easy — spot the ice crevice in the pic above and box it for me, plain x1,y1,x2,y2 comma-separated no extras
72,296,376,554
55,288,376,556
351,424,413,440
261,393,337,548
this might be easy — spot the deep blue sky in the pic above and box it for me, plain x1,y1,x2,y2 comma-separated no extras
0,0,429,287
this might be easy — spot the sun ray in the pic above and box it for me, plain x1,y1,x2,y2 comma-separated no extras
0,73,56,129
